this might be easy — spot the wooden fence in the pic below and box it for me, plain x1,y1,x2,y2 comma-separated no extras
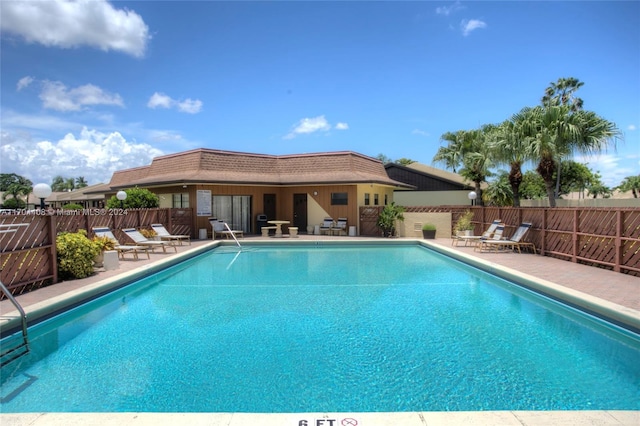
0,208,192,297
360,206,640,277
2,206,638,298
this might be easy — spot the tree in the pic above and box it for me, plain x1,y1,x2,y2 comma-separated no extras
75,177,88,188
491,108,538,207
433,130,466,173
519,171,547,200
105,187,159,209
617,175,640,198
526,105,620,207
482,172,513,207
0,173,32,206
541,77,584,111
51,175,67,192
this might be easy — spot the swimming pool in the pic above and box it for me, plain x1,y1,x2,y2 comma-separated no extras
1,243,639,412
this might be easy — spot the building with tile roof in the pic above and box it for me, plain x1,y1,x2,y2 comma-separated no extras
106,148,413,235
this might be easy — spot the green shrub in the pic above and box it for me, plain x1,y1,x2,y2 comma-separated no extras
2,197,25,209
62,203,83,210
56,230,100,280
422,223,436,231
106,187,159,209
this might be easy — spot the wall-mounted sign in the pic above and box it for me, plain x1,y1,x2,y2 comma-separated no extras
196,190,212,216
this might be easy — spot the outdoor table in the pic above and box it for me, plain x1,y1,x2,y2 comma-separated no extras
267,220,290,238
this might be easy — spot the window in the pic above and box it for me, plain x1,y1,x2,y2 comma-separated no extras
331,192,348,205
384,194,388,205
374,194,379,206
172,193,189,208
364,193,370,206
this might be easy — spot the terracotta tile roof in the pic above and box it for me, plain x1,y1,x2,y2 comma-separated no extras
108,149,413,188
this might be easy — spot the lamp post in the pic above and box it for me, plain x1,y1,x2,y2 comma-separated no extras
468,191,477,206
116,190,127,209
33,183,52,210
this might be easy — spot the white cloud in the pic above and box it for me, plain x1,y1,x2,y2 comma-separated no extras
284,115,348,139
573,153,635,187
412,129,429,137
436,1,464,16
0,0,150,57
147,92,173,109
461,19,487,36
628,124,637,131
285,116,330,139
39,81,124,111
17,76,34,91
0,127,164,185
147,92,203,114
177,99,203,114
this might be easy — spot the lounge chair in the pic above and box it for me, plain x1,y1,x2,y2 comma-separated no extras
319,217,334,235
92,227,151,260
474,225,505,252
452,219,502,247
477,223,536,254
209,219,244,239
151,223,191,245
330,218,348,236
122,228,177,252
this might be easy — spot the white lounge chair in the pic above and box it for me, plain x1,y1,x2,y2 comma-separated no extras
330,218,348,236
453,219,502,247
209,219,244,239
477,223,536,253
122,228,177,252
92,227,151,260
319,217,334,235
151,223,190,245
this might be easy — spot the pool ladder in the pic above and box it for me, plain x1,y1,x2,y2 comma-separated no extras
0,280,30,367
1,224,31,367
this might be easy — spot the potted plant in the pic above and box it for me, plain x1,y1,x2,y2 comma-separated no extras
139,228,158,240
453,210,475,236
376,202,405,237
422,223,436,239
92,235,116,267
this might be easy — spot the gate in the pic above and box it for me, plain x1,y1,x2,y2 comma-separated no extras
359,206,383,236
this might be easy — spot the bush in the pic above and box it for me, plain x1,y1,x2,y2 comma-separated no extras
2,197,25,209
57,230,100,280
62,203,83,210
422,223,436,231
106,187,159,209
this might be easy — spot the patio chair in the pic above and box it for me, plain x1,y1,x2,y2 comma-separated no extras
151,223,191,245
319,217,334,235
452,219,502,247
477,223,536,254
122,228,177,253
475,225,506,252
330,217,348,236
92,227,151,260
209,219,244,239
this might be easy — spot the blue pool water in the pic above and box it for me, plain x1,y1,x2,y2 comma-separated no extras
1,243,639,412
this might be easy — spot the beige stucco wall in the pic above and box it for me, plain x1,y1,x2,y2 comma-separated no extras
394,190,475,207
398,212,452,239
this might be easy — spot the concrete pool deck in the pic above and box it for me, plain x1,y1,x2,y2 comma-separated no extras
1,235,639,425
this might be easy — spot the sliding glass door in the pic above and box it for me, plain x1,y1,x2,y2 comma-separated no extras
212,195,251,232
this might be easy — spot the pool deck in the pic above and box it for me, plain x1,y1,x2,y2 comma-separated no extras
1,235,639,425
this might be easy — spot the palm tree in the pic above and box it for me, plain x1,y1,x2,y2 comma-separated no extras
458,125,496,206
51,175,66,192
75,176,88,188
0,173,32,205
491,108,537,207
527,105,621,207
617,175,640,198
433,130,467,173
541,77,584,111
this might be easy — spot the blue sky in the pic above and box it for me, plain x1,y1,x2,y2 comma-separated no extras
1,0,638,188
